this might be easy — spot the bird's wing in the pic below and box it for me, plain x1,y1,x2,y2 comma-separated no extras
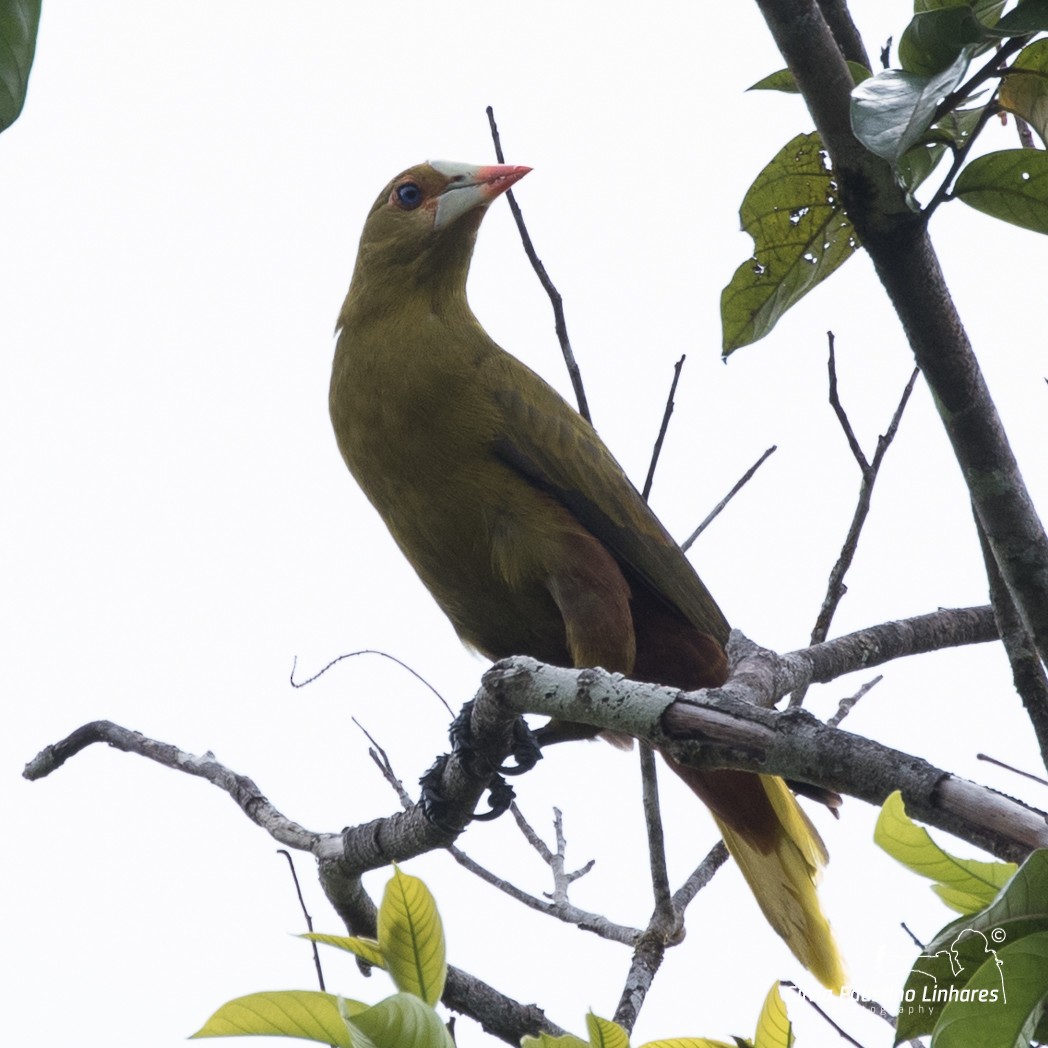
487,357,730,644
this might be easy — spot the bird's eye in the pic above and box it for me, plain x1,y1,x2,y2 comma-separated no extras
394,182,423,210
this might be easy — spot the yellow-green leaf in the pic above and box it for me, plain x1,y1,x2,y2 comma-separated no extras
753,985,792,1048
303,933,386,969
346,992,454,1048
521,1033,590,1048
641,1038,738,1047
585,1013,630,1048
191,990,365,1045
721,132,859,354
377,868,447,1006
874,792,1016,913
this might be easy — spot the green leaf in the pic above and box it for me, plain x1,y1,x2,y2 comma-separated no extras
585,1014,630,1048
899,7,991,75
752,985,792,1048
521,1034,590,1048
932,932,1048,1048
303,933,387,969
913,0,1005,23
996,0,1048,36
1000,39,1048,146
895,851,1048,1042
851,47,973,165
377,868,447,1006
191,990,365,1045
874,791,1016,913
641,1040,738,1047
954,148,1048,233
896,140,949,195
0,0,40,132
720,132,859,353
346,993,454,1048
748,62,870,93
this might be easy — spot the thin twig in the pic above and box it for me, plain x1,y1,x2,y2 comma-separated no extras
681,446,777,551
278,850,327,992
446,809,636,944
828,333,869,471
642,355,686,501
901,923,926,950
924,95,1002,219
290,650,452,715
671,840,731,912
850,994,897,1028
354,717,414,809
977,753,1048,788
828,675,883,727
790,339,918,707
781,982,865,1048
486,105,591,423
639,744,674,920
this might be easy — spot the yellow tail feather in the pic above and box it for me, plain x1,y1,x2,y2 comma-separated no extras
712,774,846,992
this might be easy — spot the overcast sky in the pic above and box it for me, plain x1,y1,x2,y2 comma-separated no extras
6,3,1047,1046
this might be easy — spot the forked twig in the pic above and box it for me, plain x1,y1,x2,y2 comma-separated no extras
790,334,918,706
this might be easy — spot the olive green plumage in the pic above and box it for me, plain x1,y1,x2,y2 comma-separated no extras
330,161,844,990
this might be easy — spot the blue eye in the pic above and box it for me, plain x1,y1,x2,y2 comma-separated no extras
395,182,423,210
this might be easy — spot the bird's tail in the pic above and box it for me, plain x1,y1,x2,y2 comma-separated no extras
664,757,846,992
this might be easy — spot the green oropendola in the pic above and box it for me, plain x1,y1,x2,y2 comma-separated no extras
329,160,845,991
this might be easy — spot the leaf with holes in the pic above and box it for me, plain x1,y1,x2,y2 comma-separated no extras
721,132,858,354
954,149,1048,233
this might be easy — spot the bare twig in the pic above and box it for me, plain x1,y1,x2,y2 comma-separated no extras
486,105,590,424
681,445,777,551
354,717,414,809
278,850,327,992
638,744,674,920
828,675,883,727
291,650,452,715
790,340,918,707
671,841,731,913
782,981,864,1047
641,355,686,501
977,753,1048,789
901,923,926,950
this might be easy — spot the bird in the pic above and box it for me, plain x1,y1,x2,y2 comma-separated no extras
329,159,844,991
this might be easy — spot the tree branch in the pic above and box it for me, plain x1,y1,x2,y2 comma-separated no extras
753,0,1048,668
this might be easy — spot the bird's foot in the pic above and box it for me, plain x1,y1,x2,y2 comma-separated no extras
448,700,543,777
418,754,516,828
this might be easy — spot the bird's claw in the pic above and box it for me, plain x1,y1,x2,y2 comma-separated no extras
449,700,542,777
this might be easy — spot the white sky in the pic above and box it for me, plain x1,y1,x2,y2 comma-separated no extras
5,3,1047,1046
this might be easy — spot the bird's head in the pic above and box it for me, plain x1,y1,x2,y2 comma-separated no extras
348,161,530,303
